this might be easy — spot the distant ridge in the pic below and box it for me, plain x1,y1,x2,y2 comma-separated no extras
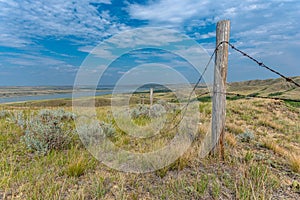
227,76,300,100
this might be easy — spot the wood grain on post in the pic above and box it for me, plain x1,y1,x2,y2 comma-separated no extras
211,20,230,159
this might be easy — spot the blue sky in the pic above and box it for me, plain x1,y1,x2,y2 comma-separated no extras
0,0,299,86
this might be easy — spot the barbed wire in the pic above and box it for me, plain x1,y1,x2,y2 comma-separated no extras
162,40,300,132
163,42,226,131
219,41,300,88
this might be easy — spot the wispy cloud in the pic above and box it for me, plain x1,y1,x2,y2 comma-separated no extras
0,52,77,73
0,0,299,85
0,0,126,48
129,0,211,25
128,0,300,80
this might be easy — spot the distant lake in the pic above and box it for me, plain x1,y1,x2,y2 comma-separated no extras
0,91,113,104
0,84,177,104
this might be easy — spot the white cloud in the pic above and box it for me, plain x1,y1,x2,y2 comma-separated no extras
0,0,125,48
1,52,78,73
127,0,300,44
1,0,299,84
194,32,215,40
129,0,211,25
128,0,300,80
0,33,32,48
107,28,183,48
78,45,116,59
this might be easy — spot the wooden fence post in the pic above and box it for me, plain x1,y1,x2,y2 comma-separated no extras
150,88,153,106
211,20,230,159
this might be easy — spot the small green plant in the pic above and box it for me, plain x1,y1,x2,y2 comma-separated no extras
93,177,109,198
155,167,168,178
244,151,254,163
194,174,209,195
211,177,221,199
235,163,279,200
199,103,212,115
65,157,86,177
155,157,189,178
291,180,300,193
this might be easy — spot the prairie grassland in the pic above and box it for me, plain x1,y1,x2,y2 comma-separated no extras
0,95,299,199
227,76,300,100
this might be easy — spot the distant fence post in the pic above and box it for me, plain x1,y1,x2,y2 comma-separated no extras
211,20,230,159
150,88,153,106
142,95,145,105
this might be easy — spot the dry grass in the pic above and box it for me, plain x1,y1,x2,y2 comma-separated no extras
225,133,237,147
0,94,299,199
263,140,288,156
226,123,244,135
263,139,300,173
289,154,300,173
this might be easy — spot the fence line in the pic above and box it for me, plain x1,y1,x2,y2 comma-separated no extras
189,41,300,104
164,42,221,131
163,40,299,134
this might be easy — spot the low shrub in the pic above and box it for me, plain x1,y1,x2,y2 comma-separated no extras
22,109,75,154
38,109,76,121
238,130,255,143
131,103,170,119
149,104,166,118
0,110,10,119
76,121,116,146
131,105,149,119
100,121,116,138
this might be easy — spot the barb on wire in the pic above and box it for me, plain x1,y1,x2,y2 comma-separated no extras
219,41,300,88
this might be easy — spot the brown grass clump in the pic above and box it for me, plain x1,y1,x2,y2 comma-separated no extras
225,133,237,147
263,140,287,156
288,154,300,173
263,139,300,173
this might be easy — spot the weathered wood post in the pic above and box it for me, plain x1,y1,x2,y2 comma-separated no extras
150,87,153,106
211,20,230,159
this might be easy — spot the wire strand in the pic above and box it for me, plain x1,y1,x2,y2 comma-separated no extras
162,40,299,133
219,41,300,88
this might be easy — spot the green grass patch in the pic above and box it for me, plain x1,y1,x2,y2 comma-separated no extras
197,96,211,102
226,95,245,101
284,100,300,108
268,92,284,97
64,157,87,177
248,92,260,97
